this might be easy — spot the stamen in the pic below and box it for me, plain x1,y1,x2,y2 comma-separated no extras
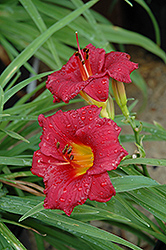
56,141,60,149
62,144,68,154
75,32,83,58
67,146,72,154
55,162,70,166
75,51,82,61
83,48,89,60
75,32,90,79
70,155,74,160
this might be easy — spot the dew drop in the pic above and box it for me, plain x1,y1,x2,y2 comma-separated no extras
81,116,86,121
49,123,53,128
101,182,107,187
84,183,89,187
102,79,106,85
60,197,65,202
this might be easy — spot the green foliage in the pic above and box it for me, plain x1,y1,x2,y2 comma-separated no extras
0,0,166,249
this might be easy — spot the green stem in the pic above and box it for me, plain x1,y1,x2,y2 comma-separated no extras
125,116,150,177
141,164,151,177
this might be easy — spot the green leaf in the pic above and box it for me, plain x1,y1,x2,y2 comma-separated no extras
0,222,27,250
0,86,4,115
128,186,166,222
130,70,147,111
19,0,62,67
124,0,133,7
99,23,166,62
134,0,160,45
4,71,53,104
0,196,142,250
0,156,32,166
153,121,166,131
111,175,159,192
19,201,44,222
0,0,100,88
120,157,166,167
0,128,30,143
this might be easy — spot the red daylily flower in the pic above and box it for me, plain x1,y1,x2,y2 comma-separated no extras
46,41,138,104
31,106,128,216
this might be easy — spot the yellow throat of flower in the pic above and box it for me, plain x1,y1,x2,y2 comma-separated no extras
71,142,94,176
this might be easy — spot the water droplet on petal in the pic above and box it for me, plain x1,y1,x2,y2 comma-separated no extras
81,116,86,121
84,183,89,187
101,181,107,187
60,197,65,202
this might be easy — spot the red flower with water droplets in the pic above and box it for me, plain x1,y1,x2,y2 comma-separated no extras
46,42,138,104
31,105,128,216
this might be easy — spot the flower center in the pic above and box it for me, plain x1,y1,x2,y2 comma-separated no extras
71,143,94,176
57,141,94,176
75,32,92,81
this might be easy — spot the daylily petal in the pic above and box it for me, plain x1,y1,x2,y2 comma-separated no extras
46,56,89,103
104,52,138,83
43,164,92,216
45,105,101,141
76,117,128,174
89,172,116,202
31,150,49,177
83,75,109,102
38,114,67,160
85,44,106,73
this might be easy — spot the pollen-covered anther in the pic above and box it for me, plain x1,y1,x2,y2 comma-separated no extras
75,51,82,61
56,141,60,149
62,144,68,154
70,154,74,160
83,47,89,60
67,146,72,154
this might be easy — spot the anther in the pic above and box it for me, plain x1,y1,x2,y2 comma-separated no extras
62,144,68,154
67,146,72,154
83,47,89,53
75,51,82,61
56,141,60,149
70,154,74,160
83,47,89,60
